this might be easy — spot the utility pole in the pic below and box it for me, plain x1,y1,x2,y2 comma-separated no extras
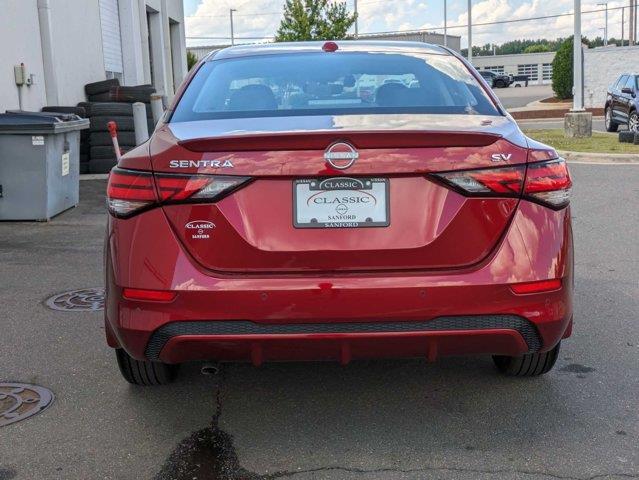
573,0,583,112
631,0,635,46
597,2,608,45
444,0,448,47
354,0,358,38
467,0,472,63
565,0,591,138
229,8,236,46
622,7,625,46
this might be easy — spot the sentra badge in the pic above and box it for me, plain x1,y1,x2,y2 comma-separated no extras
170,160,234,168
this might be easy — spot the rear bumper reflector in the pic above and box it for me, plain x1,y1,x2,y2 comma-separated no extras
122,288,176,302
510,279,562,295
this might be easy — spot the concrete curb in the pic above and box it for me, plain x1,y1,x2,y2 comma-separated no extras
80,174,109,180
559,150,639,164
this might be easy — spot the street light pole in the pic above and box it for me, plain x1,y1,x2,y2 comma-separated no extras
573,0,584,112
597,2,608,45
354,0,358,38
229,8,237,46
467,0,472,63
444,0,448,47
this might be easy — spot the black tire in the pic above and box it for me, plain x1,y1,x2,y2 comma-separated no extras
80,162,90,174
495,79,506,88
85,78,120,96
42,106,87,117
493,342,560,376
90,115,135,132
79,153,89,163
619,131,635,143
115,348,178,386
87,102,153,118
112,85,156,103
80,142,89,154
77,102,93,117
89,158,118,174
90,131,136,146
88,92,113,102
90,146,120,159
604,106,619,132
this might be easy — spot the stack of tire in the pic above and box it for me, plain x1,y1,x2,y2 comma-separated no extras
80,79,156,173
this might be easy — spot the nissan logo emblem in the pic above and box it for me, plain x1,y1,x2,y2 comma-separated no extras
324,142,359,170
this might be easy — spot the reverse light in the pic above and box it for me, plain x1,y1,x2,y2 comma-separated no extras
511,279,562,294
122,288,176,302
106,167,252,218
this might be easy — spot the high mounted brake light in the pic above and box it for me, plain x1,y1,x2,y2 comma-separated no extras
106,167,251,218
431,154,572,209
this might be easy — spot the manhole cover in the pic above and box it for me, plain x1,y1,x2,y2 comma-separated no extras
0,383,54,427
45,288,105,311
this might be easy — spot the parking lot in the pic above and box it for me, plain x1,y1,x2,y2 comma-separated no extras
0,162,637,480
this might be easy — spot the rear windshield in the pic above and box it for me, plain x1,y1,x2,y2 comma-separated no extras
170,51,501,122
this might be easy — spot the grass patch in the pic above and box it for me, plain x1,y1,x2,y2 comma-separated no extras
523,129,639,154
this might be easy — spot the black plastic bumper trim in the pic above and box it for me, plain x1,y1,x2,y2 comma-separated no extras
144,315,542,360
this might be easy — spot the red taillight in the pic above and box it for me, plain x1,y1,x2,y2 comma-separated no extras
122,288,176,302
107,167,252,218
432,165,525,197
431,155,572,209
511,279,562,294
154,174,251,204
106,169,156,218
523,158,572,208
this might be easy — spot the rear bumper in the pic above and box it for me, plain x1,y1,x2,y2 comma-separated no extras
104,201,573,364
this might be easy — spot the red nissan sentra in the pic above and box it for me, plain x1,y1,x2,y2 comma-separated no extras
104,41,573,385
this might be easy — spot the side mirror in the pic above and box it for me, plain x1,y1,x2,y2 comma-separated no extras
621,87,636,96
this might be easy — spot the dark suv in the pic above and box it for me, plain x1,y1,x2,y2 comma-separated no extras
605,73,638,132
479,70,511,88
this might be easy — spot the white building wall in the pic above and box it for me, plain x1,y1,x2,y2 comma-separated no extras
584,46,639,108
0,0,186,112
472,52,556,85
0,0,47,111
50,0,106,106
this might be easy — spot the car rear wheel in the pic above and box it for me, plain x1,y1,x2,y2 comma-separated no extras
629,111,639,132
115,348,179,385
605,106,619,132
494,79,506,88
492,342,560,376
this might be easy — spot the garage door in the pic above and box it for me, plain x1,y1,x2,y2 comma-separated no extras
99,0,123,79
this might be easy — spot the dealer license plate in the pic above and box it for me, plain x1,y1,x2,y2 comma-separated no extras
293,177,389,228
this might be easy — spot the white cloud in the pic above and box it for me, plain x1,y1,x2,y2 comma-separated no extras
185,0,633,49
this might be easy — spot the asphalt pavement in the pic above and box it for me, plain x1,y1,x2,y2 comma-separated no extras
1,165,638,480
493,85,553,109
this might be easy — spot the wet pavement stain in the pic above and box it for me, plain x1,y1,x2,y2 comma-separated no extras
154,373,261,480
559,364,595,374
0,468,16,480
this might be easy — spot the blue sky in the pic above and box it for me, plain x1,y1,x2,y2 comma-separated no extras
184,0,625,47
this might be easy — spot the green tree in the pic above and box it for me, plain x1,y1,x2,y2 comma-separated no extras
524,44,551,53
187,51,198,71
552,36,574,100
275,0,356,42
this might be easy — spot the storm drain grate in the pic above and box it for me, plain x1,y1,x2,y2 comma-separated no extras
0,383,54,427
45,288,105,312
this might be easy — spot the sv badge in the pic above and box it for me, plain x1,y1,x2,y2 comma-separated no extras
491,153,512,162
